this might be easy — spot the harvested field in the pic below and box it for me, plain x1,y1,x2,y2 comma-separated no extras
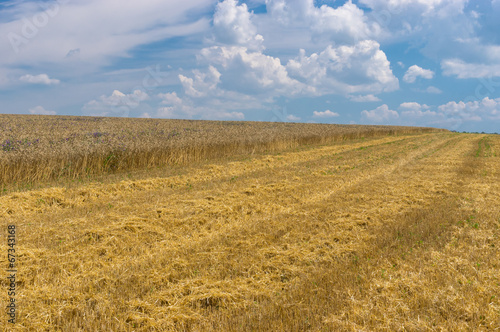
0,121,499,330
0,114,441,192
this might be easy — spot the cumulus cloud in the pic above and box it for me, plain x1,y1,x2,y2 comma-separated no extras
20,74,60,85
179,66,221,97
348,94,381,102
213,0,264,50
403,65,434,83
157,107,177,118
361,104,399,123
29,105,56,115
310,1,382,42
157,102,244,120
359,0,478,67
426,86,442,94
158,92,183,105
400,102,429,111
82,89,149,116
263,0,472,64
354,101,443,127
312,110,339,118
266,0,380,44
35,0,496,129
199,46,307,95
184,40,399,101
215,111,245,120
156,79,259,120
389,97,500,128
286,114,301,121
438,97,500,121
287,40,399,95
103,90,149,108
381,98,500,128
153,3,398,121
165,2,399,120
399,102,438,118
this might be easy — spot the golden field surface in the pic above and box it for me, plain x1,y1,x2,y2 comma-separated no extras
0,114,440,191
0,122,499,330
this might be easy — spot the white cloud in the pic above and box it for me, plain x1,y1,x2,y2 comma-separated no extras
389,98,500,128
157,107,177,118
435,38,500,77
348,94,381,102
266,0,380,43
398,102,453,127
19,74,59,85
213,0,264,50
199,46,307,96
0,0,212,67
7,0,496,132
82,89,149,116
358,101,452,128
441,58,500,78
403,65,434,83
361,104,399,123
158,92,183,105
309,1,381,43
359,0,476,65
438,97,500,121
313,110,339,118
438,101,482,121
360,0,468,17
179,66,221,98
104,90,149,108
402,109,438,119
164,4,399,120
157,103,244,120
399,102,437,118
261,0,472,62
399,102,430,111
426,86,442,94
156,81,259,120
287,40,399,95
265,0,313,23
216,111,245,120
29,105,56,115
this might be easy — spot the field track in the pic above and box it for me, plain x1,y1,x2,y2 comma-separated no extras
1,132,499,330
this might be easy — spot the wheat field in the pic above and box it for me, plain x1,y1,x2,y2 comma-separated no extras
0,118,499,331
0,114,441,192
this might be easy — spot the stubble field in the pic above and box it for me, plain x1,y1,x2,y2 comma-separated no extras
0,116,499,331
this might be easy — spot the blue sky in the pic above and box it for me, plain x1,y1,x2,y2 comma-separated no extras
1,0,500,132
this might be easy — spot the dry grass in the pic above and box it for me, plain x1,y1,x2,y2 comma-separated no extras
0,123,498,331
0,114,443,192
